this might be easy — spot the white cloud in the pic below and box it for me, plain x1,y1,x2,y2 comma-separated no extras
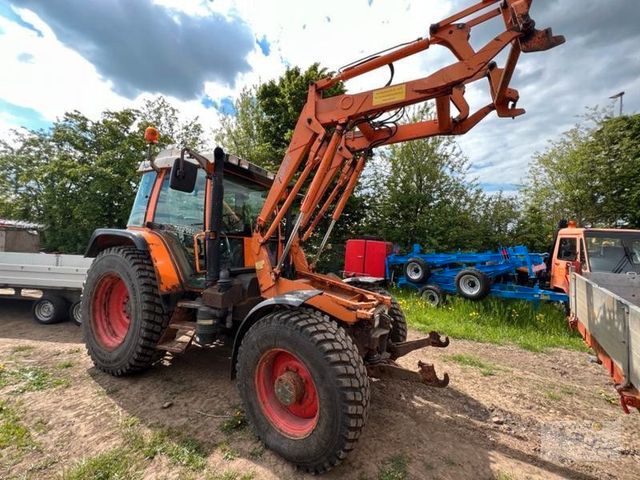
1,0,638,191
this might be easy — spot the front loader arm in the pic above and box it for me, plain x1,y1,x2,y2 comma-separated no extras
252,0,564,309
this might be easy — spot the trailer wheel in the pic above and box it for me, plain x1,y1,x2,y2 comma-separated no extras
419,285,445,307
236,308,369,473
82,246,168,376
404,257,430,284
70,301,82,326
455,268,491,300
347,283,407,342
32,295,67,325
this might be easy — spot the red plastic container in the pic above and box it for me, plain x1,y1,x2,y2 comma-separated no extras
344,239,391,278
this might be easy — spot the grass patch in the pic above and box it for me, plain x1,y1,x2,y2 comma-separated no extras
543,384,577,401
120,416,208,471
218,441,239,461
0,365,69,393
219,409,247,434
444,353,498,376
208,471,255,480
378,454,409,480
494,472,515,480
62,447,140,480
394,290,585,352
142,431,207,470
248,444,264,460
56,360,74,369
10,345,35,355
0,400,36,450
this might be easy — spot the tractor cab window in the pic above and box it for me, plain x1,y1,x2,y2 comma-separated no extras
557,237,577,261
154,169,207,228
127,172,156,226
222,176,268,234
586,232,640,273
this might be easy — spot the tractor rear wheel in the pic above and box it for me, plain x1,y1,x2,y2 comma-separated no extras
81,246,168,376
236,309,369,473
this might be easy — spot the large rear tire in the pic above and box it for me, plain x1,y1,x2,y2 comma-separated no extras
236,309,369,473
81,246,168,376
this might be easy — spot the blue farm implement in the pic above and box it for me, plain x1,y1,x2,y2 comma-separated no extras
390,244,568,306
344,239,568,306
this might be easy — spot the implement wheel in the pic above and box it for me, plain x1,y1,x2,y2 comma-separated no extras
455,268,491,301
420,285,445,307
236,309,369,473
81,246,168,376
404,257,430,284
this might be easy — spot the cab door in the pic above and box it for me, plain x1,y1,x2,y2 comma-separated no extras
551,235,581,293
151,168,208,289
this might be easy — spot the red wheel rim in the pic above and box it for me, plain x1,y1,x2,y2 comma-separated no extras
92,274,131,350
255,348,319,438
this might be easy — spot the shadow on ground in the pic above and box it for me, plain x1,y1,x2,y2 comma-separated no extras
0,297,81,344
89,344,600,480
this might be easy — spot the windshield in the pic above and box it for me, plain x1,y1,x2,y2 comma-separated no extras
585,231,640,273
222,176,268,234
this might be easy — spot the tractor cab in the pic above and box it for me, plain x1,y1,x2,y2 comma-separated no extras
126,148,274,290
550,224,640,292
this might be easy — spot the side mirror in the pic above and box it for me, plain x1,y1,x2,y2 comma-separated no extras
170,158,198,193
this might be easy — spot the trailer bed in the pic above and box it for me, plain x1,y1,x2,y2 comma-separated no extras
0,252,92,290
569,271,640,412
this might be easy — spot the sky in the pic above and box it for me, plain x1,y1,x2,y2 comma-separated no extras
0,0,638,193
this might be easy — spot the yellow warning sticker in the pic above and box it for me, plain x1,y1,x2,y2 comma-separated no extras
255,260,265,271
372,84,406,106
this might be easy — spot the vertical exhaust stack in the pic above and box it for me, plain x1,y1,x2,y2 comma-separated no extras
206,147,225,288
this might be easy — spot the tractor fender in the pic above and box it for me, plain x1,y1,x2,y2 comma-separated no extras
85,228,182,294
230,289,322,379
85,228,149,257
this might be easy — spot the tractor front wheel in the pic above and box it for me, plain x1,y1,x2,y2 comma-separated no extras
81,246,168,376
236,309,369,473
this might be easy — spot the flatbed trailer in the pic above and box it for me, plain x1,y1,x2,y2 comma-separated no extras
569,271,640,413
0,252,92,325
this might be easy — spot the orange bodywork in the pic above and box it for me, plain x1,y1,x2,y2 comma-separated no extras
129,226,183,293
249,0,564,322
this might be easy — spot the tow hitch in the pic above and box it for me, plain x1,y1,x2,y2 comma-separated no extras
367,331,450,388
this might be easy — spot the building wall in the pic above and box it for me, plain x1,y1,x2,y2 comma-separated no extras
0,229,40,252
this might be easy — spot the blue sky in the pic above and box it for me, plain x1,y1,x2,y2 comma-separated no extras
1,0,638,193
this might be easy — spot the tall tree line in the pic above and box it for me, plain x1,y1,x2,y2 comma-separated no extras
0,64,638,262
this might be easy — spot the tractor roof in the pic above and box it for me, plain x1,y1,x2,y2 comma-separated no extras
138,148,275,186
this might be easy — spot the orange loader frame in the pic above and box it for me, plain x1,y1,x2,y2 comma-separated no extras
250,0,564,322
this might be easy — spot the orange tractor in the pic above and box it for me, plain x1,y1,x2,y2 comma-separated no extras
81,0,563,472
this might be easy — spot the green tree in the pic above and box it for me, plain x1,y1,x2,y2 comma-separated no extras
214,63,344,170
375,106,487,251
520,109,640,247
0,97,205,253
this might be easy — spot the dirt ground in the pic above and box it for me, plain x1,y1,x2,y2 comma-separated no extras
1,297,639,480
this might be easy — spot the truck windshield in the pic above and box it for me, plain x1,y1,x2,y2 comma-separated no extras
585,231,640,273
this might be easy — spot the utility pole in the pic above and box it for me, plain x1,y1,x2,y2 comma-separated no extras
609,91,624,116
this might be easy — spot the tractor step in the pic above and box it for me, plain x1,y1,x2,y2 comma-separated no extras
155,321,196,354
